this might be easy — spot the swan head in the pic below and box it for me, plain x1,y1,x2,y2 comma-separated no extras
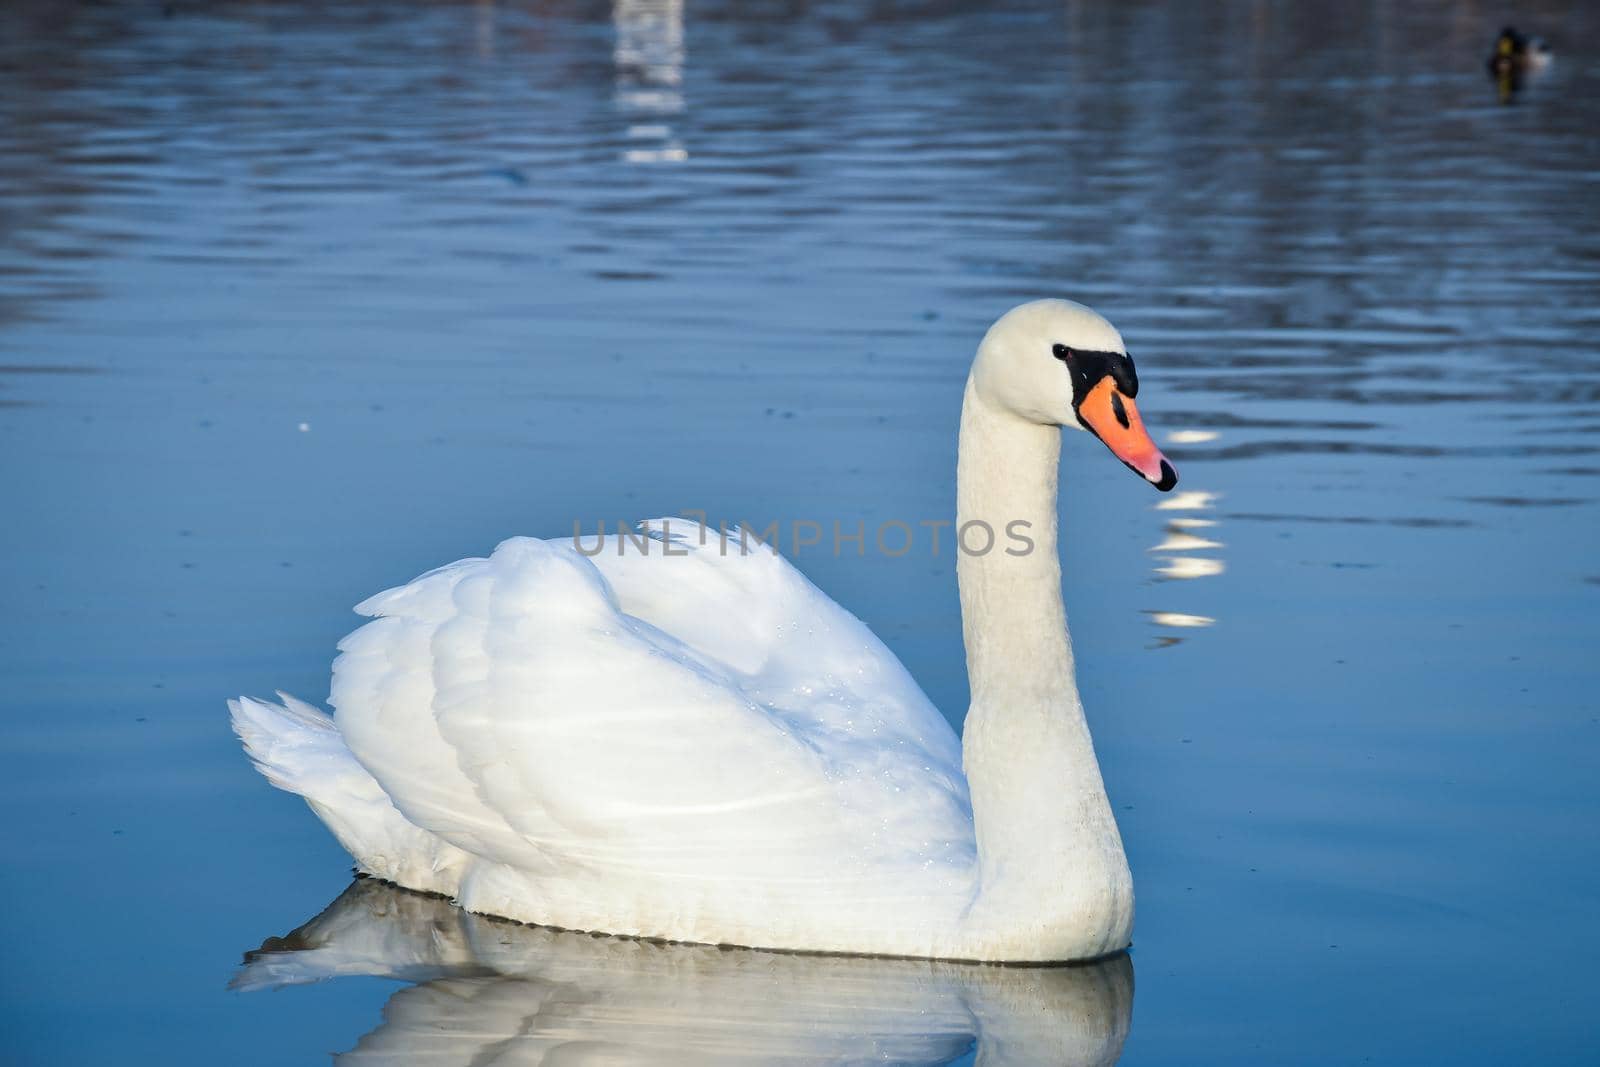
973,299,1178,491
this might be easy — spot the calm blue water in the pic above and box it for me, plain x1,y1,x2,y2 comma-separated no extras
2,0,1598,1063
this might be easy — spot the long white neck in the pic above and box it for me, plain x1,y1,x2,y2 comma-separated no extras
955,376,1132,957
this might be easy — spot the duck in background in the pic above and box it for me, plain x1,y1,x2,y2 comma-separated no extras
1487,25,1553,102
1488,25,1553,74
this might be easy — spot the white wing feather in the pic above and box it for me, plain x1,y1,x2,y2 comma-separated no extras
326,523,972,909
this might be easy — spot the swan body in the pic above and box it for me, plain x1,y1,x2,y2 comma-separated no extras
232,299,1177,963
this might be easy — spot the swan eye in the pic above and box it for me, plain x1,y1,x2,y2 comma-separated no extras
1052,344,1072,361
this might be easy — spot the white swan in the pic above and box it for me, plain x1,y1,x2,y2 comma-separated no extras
230,299,1177,963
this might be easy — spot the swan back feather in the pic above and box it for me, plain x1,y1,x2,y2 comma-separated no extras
275,524,978,950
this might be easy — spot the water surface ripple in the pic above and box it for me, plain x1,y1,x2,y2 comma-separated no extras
1,1,1597,1064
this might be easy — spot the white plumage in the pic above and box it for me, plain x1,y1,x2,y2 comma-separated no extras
232,299,1176,961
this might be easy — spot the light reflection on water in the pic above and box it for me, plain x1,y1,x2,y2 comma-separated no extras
1,0,1599,1064
615,0,688,164
1146,465,1224,644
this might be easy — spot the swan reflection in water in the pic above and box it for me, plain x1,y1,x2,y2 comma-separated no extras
236,878,1134,1065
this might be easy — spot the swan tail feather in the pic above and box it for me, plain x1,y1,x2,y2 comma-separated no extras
229,693,469,890
230,692,355,799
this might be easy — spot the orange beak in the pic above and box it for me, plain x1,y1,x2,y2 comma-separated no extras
1075,376,1178,491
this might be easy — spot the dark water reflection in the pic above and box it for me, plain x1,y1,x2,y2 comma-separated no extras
1,0,1598,1063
